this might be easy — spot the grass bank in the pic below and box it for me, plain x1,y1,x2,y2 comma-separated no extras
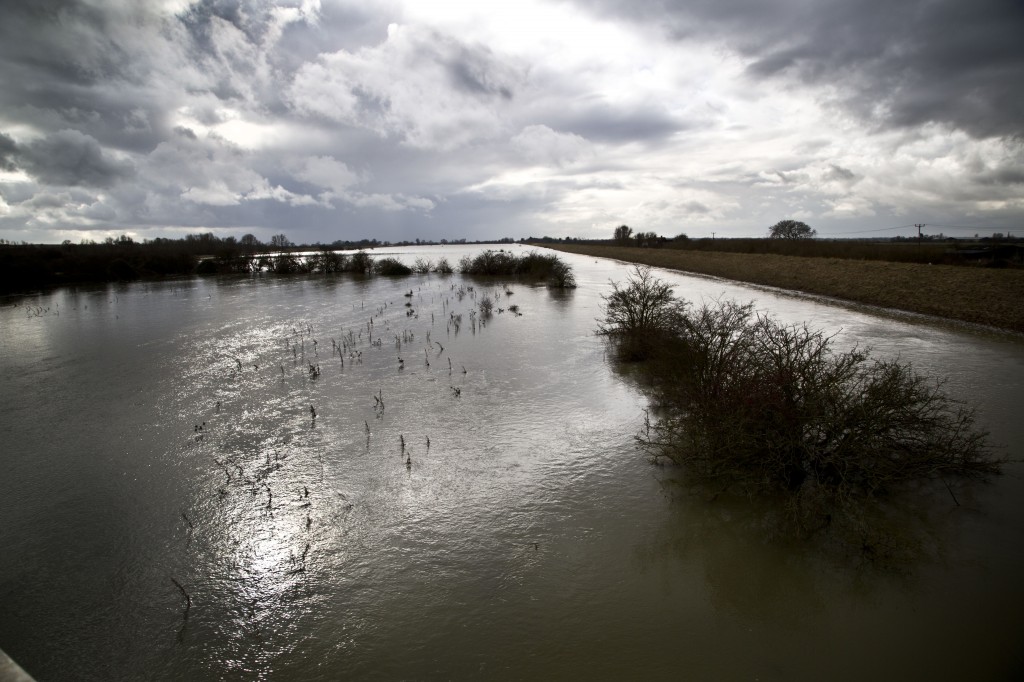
544,244,1024,334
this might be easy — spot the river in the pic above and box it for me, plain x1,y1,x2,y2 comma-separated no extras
1,244,1022,680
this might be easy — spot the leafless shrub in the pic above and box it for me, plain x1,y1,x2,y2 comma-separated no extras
600,268,999,536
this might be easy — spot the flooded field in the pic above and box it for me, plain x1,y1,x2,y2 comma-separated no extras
1,244,1022,680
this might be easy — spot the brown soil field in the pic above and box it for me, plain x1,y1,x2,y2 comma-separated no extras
543,243,1024,334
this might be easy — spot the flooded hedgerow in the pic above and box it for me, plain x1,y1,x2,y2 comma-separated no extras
209,249,575,285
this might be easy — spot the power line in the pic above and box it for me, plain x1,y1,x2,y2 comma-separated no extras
691,222,1017,239
828,223,1018,237
826,224,916,236
925,223,1018,231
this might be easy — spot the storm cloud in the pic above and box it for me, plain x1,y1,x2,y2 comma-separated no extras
19,130,134,187
573,0,1024,139
0,0,1020,243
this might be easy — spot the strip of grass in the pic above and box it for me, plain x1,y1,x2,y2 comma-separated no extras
545,244,1024,333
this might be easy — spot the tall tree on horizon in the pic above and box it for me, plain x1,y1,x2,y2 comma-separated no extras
768,220,817,239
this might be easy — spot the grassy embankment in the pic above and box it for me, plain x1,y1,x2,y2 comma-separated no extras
544,243,1024,334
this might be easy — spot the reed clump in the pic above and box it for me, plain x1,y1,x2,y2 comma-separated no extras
600,267,1000,531
479,294,494,316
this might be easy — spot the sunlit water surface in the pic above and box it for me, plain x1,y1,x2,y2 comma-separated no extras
1,245,1022,680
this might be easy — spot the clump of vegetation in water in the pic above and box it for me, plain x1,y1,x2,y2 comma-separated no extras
479,294,494,317
434,257,453,274
458,250,576,287
596,265,685,360
266,252,304,274
599,266,1000,540
348,250,374,274
412,258,433,274
308,247,349,273
374,257,413,276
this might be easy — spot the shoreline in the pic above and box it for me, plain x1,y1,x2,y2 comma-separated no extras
541,243,1024,334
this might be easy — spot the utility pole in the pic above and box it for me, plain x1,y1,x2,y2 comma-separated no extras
915,223,925,244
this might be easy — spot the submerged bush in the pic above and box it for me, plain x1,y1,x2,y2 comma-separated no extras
547,258,576,289
600,268,999,530
374,257,412,276
458,250,576,287
459,250,518,276
413,257,433,274
348,250,373,274
434,257,453,274
310,249,348,273
597,266,684,359
267,253,307,274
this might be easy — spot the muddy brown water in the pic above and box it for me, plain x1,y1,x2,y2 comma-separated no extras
1,245,1022,680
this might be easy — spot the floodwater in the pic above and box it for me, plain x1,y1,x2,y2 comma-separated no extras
1,244,1022,681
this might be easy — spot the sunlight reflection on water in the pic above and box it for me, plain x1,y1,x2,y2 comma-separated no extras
1,245,1023,681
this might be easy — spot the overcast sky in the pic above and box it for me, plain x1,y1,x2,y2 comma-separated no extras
1,0,1021,244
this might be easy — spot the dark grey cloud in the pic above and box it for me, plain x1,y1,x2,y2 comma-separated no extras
0,0,348,156
824,164,856,182
414,29,523,103
448,47,514,99
179,0,265,50
571,0,1024,139
0,133,17,171
173,126,198,140
177,0,391,118
276,2,392,60
0,1,132,87
976,166,1024,186
20,130,134,187
544,101,689,144
25,192,76,210
0,1,184,153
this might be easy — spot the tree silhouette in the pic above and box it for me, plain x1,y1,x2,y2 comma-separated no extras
240,233,261,251
613,224,633,245
768,220,816,239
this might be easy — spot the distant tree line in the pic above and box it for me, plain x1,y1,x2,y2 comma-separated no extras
0,231,570,293
567,220,1020,268
0,232,345,292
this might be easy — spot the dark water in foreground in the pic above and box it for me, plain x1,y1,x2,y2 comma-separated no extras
1,245,1022,680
